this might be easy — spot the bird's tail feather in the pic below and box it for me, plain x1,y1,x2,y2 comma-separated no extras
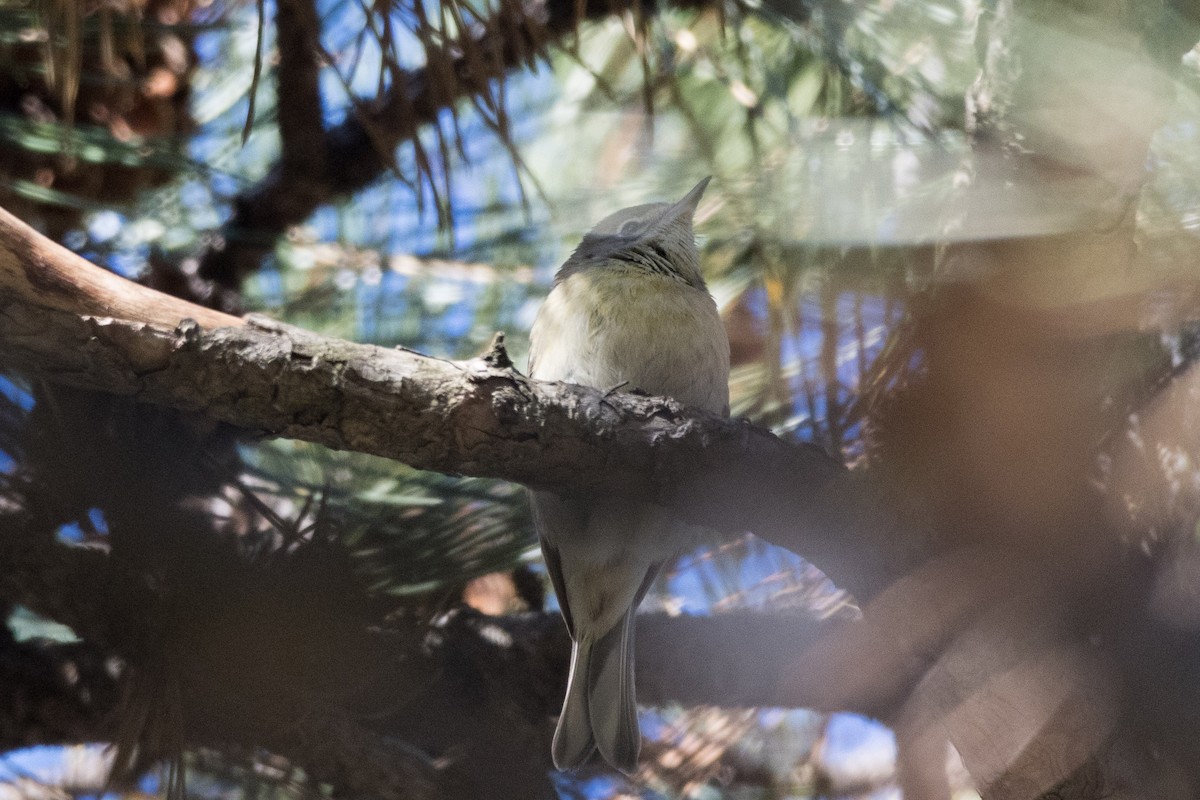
589,608,639,774
551,611,641,774
552,636,596,770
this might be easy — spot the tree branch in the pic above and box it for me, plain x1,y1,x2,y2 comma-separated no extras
0,299,894,594
0,204,903,599
0,209,238,331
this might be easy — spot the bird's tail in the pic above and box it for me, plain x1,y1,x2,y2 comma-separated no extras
552,608,640,774
552,633,596,770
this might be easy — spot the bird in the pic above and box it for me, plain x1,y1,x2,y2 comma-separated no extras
528,177,731,773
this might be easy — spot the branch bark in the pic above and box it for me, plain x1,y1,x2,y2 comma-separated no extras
0,209,238,331
0,204,902,599
8,6,1200,797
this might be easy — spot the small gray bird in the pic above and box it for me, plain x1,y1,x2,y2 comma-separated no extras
528,178,731,773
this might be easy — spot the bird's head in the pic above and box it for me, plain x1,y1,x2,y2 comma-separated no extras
587,176,710,238
559,177,711,288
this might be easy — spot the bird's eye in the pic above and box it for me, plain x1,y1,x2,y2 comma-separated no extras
618,219,643,237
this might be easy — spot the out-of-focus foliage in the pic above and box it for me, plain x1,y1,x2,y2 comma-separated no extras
8,0,1200,797
1,0,1001,796
0,0,203,237
243,440,536,598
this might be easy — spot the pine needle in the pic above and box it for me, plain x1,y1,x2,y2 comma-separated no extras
242,0,267,145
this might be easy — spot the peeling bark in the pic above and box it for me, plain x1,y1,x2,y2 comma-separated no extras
0,295,895,596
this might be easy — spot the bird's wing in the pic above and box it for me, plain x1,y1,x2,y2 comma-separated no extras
632,561,661,607
530,491,576,637
540,534,575,637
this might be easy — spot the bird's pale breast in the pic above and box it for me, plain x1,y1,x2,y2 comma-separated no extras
529,269,730,413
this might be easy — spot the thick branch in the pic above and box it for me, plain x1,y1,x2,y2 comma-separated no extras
0,299,891,593
0,204,898,598
0,209,238,331
445,607,849,712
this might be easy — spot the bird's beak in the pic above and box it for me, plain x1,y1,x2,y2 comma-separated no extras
669,176,711,221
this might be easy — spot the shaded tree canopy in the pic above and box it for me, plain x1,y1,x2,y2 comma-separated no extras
4,1,1200,799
